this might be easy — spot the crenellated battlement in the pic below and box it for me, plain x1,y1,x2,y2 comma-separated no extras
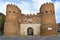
22,13,40,16
7,4,21,14
40,2,54,15
40,2,54,11
4,2,57,36
40,2,54,8
7,4,19,8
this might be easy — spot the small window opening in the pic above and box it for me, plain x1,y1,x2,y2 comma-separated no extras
45,11,48,13
13,11,15,13
9,11,11,13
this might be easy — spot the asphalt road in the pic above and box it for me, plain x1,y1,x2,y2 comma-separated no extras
0,33,60,40
0,36,60,40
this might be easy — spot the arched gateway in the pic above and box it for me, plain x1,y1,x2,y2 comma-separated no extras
27,27,33,36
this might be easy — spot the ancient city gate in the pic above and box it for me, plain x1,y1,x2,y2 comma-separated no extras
27,27,33,35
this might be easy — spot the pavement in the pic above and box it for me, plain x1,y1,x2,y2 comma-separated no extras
0,36,60,40
0,33,60,40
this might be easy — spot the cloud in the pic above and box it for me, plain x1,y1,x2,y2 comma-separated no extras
32,0,52,13
18,0,52,14
0,1,16,15
18,1,31,14
0,0,52,15
0,1,6,15
54,1,60,23
0,0,60,23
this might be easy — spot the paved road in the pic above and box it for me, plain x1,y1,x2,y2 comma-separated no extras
0,33,60,40
0,36,60,40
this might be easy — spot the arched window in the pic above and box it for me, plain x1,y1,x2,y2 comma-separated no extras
45,11,48,13
13,11,15,14
9,11,11,13
27,27,33,36
50,10,52,14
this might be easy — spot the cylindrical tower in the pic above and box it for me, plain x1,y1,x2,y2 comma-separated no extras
40,2,57,36
4,4,21,36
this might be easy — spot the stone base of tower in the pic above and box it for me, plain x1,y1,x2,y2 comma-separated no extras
40,28,58,36
4,22,20,36
40,33,57,36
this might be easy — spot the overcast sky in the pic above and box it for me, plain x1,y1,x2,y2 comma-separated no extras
0,0,60,23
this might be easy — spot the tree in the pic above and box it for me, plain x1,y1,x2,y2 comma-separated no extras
0,13,5,35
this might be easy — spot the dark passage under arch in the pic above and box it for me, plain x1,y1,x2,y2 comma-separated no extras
27,27,33,36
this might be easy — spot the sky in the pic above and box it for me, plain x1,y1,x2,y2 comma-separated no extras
0,0,60,23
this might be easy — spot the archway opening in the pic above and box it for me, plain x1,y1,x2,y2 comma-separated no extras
27,27,33,36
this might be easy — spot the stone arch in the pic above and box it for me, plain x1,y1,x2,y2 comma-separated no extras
27,27,33,36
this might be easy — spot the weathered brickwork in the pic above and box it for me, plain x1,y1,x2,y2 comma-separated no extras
4,2,57,36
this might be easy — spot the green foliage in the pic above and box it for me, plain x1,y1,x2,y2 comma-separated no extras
0,13,5,28
0,13,5,35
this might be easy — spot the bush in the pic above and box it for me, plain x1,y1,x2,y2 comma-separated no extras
0,13,5,36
